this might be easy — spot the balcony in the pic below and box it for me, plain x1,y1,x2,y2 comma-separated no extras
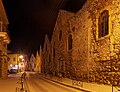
0,41,7,54
0,22,10,44
0,31,10,44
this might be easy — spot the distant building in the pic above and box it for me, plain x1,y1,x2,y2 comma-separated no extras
39,45,42,73
7,53,27,72
7,53,20,71
42,35,51,75
34,51,41,73
28,54,35,71
42,0,120,86
0,0,10,77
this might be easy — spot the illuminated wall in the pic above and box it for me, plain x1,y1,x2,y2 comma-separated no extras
0,0,10,78
72,0,120,84
34,51,41,73
7,54,20,70
50,10,74,77
42,35,51,75
42,0,120,86
29,54,35,71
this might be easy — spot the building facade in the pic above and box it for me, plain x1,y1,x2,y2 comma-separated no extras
7,53,20,71
42,35,51,75
34,50,42,73
0,0,10,77
28,54,35,71
42,0,120,86
7,53,27,72
50,10,75,77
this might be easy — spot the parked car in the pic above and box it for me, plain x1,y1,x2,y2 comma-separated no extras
8,69,18,74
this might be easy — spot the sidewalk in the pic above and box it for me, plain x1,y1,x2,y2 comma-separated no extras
0,74,21,92
44,75,120,92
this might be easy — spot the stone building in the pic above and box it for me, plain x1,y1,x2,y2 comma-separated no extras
7,53,20,71
8,53,28,72
39,45,42,74
28,54,35,71
50,10,75,77
0,0,10,77
34,50,41,73
72,0,120,85
42,35,51,75
42,0,120,86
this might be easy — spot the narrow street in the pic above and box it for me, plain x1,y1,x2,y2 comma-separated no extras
24,73,84,92
0,72,118,92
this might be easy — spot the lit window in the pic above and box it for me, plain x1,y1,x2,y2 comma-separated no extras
98,10,109,38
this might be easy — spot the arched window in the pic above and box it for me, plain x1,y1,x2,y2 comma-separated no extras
49,54,50,62
46,44,47,51
68,34,72,50
98,10,109,38
59,30,62,41
72,27,75,32
53,48,55,57
13,58,16,61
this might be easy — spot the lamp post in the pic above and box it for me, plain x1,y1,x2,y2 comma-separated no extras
18,55,24,72
19,55,23,59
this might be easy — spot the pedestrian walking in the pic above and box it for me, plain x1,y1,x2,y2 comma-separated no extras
21,72,26,79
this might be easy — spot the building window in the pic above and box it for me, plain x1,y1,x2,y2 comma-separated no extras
7,58,10,61
98,10,109,38
3,44,6,48
49,54,50,62
46,44,47,51
13,58,16,61
4,59,7,63
68,34,72,50
2,24,7,32
59,30,62,41
72,27,75,32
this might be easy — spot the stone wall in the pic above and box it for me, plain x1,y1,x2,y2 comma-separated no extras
42,0,120,86
50,10,74,77
79,0,120,85
70,10,92,80
42,35,51,75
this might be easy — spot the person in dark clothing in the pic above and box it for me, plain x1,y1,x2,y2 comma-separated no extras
21,72,26,79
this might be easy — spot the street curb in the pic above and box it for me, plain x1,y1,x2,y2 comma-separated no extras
43,77,94,92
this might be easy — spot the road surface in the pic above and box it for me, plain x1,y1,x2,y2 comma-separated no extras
24,73,84,92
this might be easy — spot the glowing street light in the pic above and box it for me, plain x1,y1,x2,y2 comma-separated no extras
22,59,24,61
19,55,23,59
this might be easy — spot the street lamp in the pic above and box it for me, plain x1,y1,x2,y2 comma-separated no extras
18,55,24,72
19,55,26,72
19,55,23,59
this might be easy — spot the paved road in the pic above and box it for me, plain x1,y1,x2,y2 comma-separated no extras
24,73,84,92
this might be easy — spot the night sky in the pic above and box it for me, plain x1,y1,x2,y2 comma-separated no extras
2,0,86,55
